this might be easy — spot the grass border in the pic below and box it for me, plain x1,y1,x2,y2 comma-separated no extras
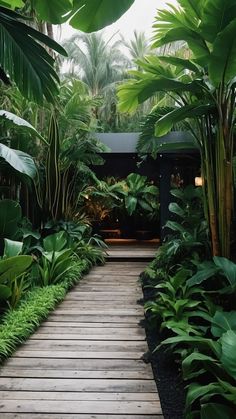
0,258,90,362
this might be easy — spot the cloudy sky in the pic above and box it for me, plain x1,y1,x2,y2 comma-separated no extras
56,0,177,42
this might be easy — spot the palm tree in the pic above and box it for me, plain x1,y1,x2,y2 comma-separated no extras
121,30,151,66
62,32,130,128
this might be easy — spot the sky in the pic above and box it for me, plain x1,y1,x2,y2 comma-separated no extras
56,0,176,43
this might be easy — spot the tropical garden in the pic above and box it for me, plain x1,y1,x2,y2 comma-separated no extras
0,0,236,418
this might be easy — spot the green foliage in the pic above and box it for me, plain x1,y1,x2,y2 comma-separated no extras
118,0,236,258
1,0,135,31
0,6,66,103
123,173,159,218
0,255,91,361
36,232,74,286
0,254,32,308
187,257,236,293
0,200,21,242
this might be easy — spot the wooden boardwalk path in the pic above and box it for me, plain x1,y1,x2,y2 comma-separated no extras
0,257,162,418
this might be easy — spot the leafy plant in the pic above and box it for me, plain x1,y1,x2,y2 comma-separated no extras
0,254,32,309
36,231,73,286
187,256,236,294
159,310,236,417
118,0,236,258
123,173,159,218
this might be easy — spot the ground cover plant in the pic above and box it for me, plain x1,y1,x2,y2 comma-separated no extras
142,185,236,418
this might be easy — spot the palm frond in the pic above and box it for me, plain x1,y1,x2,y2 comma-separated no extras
0,7,66,103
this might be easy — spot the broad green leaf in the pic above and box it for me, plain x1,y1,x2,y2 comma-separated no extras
213,256,236,287
200,0,236,42
160,334,221,357
165,221,187,233
34,0,73,23
152,27,210,59
158,56,201,74
0,144,37,180
43,231,68,253
118,78,200,113
201,403,236,419
209,19,236,86
0,255,32,282
182,352,218,379
186,382,225,409
139,200,153,212
0,110,45,143
211,311,236,337
0,199,21,239
4,239,23,257
169,202,186,218
125,196,137,215
0,284,11,300
187,261,220,287
221,330,236,379
0,0,23,7
70,0,135,32
155,104,213,137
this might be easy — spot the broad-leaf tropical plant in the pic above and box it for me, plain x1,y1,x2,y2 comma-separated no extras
118,0,236,258
0,0,135,31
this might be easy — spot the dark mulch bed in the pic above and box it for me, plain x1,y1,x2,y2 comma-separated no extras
139,277,186,419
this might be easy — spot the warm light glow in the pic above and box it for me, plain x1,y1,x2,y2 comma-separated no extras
195,177,203,187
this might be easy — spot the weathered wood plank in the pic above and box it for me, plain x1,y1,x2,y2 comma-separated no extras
13,351,144,359
3,358,149,371
31,333,145,341
0,368,153,379
0,378,158,393
22,340,147,351
0,400,161,414
46,315,142,323
40,322,140,328
0,391,158,401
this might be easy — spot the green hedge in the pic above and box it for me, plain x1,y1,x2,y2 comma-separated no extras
0,258,90,362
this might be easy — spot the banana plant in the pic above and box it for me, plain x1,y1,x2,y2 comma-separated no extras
118,0,236,258
0,0,135,31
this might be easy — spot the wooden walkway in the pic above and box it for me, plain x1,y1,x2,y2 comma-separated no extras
0,259,163,418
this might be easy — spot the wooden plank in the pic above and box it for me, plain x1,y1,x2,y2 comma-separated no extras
13,351,144,359
31,333,145,341
58,303,141,309
0,416,163,419
0,378,158,393
3,358,149,371
63,296,140,301
0,391,158,401
0,368,153,379
0,400,161,414
46,315,142,323
53,309,143,315
33,326,145,334
40,322,140,328
22,340,147,351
